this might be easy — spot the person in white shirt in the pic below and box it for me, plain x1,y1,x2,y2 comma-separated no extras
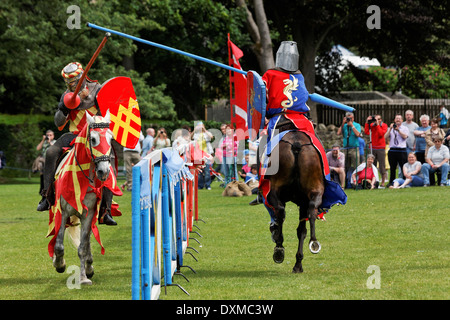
421,136,449,186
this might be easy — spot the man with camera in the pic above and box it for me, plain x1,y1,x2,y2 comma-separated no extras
365,114,388,187
337,112,362,187
384,114,409,185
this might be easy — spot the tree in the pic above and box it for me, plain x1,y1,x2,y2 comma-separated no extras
233,0,448,103
0,0,176,120
132,0,247,120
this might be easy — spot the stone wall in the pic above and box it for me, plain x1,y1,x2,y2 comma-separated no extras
315,123,370,152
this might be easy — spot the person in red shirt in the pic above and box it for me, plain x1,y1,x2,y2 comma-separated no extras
364,114,388,187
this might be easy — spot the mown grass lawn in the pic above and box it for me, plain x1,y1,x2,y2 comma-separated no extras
0,177,448,300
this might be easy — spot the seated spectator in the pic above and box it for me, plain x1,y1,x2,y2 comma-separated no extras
424,118,445,157
389,152,424,188
326,144,346,188
238,151,251,181
421,137,449,186
413,114,431,163
351,154,379,190
245,164,259,193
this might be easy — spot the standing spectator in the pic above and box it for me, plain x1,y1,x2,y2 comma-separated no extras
141,127,155,156
172,128,191,155
437,104,449,129
326,144,346,188
122,131,144,192
192,122,214,190
421,137,449,186
389,152,424,188
413,114,431,163
424,118,446,158
402,110,419,154
365,114,388,186
337,111,362,183
444,127,450,149
35,130,56,194
152,127,171,151
0,151,5,169
219,124,238,186
212,123,227,177
385,114,409,186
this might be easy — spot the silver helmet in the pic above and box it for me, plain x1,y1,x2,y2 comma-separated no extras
275,41,299,72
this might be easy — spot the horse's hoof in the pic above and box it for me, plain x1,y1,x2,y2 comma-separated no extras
86,269,94,279
55,265,66,273
273,247,285,264
309,240,321,254
53,260,66,273
292,266,303,273
80,278,92,286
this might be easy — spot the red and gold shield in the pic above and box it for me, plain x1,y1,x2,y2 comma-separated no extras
96,77,141,149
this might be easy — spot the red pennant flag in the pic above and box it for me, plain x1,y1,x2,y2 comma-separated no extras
228,34,248,141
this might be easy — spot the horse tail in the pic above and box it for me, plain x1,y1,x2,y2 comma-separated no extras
66,216,81,249
291,141,303,157
290,141,303,183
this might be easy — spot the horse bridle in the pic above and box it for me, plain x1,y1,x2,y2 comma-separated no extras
87,122,112,164
74,121,112,184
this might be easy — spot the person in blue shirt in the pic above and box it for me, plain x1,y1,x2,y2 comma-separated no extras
413,114,431,164
141,127,155,157
337,112,362,176
437,104,449,129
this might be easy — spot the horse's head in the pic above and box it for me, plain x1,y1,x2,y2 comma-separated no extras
86,110,113,181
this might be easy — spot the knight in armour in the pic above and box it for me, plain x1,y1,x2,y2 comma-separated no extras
36,62,117,226
250,41,330,208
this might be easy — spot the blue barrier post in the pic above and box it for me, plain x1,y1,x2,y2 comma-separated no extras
131,165,141,300
161,163,172,286
174,181,184,266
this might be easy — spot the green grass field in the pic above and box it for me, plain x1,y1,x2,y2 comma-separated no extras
0,177,448,300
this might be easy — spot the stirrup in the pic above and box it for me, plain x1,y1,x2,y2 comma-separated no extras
37,197,50,211
249,193,263,206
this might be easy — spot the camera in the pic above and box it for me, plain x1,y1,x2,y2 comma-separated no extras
367,115,377,125
45,136,49,141
393,123,397,129
346,117,351,122
160,130,164,134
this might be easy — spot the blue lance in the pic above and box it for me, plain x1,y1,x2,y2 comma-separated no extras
87,23,355,113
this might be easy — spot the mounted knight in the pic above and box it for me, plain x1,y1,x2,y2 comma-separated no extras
250,41,331,211
37,61,119,226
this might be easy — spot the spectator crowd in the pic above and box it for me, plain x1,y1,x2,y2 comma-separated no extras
328,104,450,190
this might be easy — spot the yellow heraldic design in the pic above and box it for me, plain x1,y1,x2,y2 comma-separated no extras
109,97,141,147
281,76,299,111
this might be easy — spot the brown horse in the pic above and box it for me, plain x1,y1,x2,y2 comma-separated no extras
262,119,325,273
